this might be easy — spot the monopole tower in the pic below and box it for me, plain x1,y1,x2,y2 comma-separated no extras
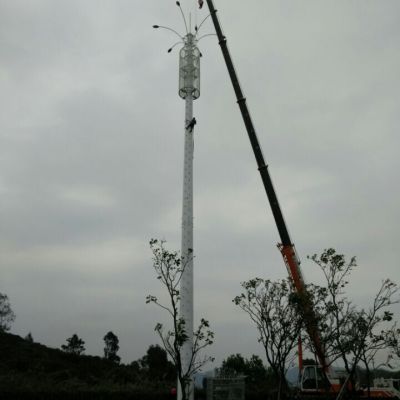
179,31,200,400
153,4,202,400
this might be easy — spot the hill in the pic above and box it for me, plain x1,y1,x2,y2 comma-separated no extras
0,331,173,399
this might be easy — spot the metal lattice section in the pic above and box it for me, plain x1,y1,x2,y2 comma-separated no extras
179,33,200,100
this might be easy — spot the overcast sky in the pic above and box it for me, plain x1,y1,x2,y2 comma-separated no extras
1,0,399,367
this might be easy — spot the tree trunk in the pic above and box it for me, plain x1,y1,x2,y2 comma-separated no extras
277,377,282,400
277,371,288,400
366,364,371,400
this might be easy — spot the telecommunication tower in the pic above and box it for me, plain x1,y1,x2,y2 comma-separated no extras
153,3,203,399
178,30,200,400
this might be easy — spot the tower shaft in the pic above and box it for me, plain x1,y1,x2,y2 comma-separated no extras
178,31,200,400
180,92,194,400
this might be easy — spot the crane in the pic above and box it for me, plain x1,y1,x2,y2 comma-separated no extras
202,1,399,399
202,0,329,375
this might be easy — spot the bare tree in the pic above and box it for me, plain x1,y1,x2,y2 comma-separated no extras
233,278,303,400
146,239,214,400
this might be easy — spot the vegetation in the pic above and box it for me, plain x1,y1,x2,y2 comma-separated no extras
387,327,400,368
146,239,214,400
233,249,399,399
25,332,34,343
104,331,121,364
233,278,303,400
218,353,274,398
1,248,399,400
133,344,175,381
0,293,16,332
0,330,175,398
306,249,400,396
61,334,86,356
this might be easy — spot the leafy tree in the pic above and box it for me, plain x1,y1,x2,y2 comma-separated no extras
0,293,16,332
146,239,214,400
307,249,400,396
306,249,358,369
386,327,400,369
139,344,175,380
129,359,141,374
103,331,120,364
61,334,85,355
220,353,270,397
220,353,267,384
246,354,268,385
220,353,246,375
233,278,303,400
353,302,398,397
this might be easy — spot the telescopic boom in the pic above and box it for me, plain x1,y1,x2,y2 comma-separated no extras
204,0,329,373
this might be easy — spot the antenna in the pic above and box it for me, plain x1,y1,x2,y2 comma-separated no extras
176,1,189,35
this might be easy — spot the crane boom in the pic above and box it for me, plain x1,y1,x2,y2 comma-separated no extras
204,0,329,373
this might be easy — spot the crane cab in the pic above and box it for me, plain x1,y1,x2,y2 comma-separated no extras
300,365,332,393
